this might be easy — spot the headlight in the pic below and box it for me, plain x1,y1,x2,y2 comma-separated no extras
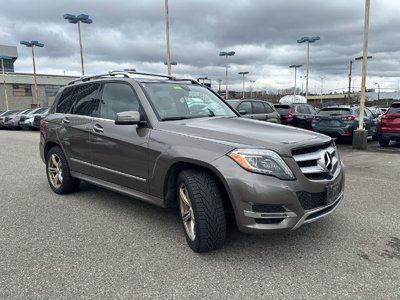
227,149,295,180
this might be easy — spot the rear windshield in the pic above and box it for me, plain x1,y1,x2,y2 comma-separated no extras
274,105,290,115
317,108,351,116
388,103,400,114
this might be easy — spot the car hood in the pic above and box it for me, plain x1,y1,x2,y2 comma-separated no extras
156,117,331,157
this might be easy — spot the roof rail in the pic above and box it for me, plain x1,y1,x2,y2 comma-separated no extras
173,78,201,85
67,71,203,86
109,70,175,80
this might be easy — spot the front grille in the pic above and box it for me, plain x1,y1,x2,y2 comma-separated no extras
305,199,340,221
252,205,286,213
255,218,284,224
297,191,326,210
292,142,332,156
292,141,339,181
298,160,318,168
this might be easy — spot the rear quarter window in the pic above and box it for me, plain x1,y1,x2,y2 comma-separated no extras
56,87,76,114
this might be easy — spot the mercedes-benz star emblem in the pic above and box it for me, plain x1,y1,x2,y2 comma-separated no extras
324,151,333,171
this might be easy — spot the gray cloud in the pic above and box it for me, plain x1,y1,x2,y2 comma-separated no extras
1,0,400,92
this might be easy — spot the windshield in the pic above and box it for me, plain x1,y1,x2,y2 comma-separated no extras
141,83,237,120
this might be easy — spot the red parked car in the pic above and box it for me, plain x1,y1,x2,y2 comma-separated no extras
379,103,400,147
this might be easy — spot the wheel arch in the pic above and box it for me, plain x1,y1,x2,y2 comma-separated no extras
163,161,233,212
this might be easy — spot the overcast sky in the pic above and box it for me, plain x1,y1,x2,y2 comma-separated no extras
1,0,400,93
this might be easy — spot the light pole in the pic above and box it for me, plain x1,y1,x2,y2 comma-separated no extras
289,65,302,100
218,79,222,93
238,71,249,99
374,82,380,106
348,55,372,104
0,55,12,110
164,0,172,76
63,14,93,76
219,51,235,99
300,75,307,95
249,80,255,98
164,61,177,74
353,0,371,150
297,36,320,98
20,40,44,107
319,76,325,107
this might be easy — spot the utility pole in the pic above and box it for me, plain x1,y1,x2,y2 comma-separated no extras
348,60,353,105
164,0,172,76
353,0,370,149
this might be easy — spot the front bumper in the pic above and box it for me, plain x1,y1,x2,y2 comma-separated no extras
212,155,345,234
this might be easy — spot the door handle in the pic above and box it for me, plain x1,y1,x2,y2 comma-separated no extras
62,118,70,124
93,124,104,133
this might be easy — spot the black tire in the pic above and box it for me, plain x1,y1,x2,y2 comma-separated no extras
372,133,378,141
379,136,390,147
177,169,226,253
46,146,80,194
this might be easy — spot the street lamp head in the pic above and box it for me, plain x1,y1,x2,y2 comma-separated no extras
63,14,78,23
164,61,177,65
309,36,320,43
355,55,372,61
238,71,249,75
289,64,302,68
297,36,320,43
219,51,235,56
31,41,44,47
297,37,308,43
20,40,31,47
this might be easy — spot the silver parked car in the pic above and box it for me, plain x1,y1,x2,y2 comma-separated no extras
227,99,281,123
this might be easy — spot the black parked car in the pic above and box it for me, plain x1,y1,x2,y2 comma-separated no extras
274,103,318,129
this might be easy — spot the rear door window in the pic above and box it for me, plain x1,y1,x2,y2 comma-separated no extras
71,83,101,116
56,87,77,114
252,102,266,114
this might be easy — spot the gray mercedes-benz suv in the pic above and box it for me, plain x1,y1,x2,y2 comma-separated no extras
40,71,344,252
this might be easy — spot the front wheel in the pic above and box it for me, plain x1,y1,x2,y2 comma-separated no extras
177,169,226,253
46,146,80,194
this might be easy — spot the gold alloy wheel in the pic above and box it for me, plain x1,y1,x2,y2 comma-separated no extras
48,154,63,189
179,183,196,241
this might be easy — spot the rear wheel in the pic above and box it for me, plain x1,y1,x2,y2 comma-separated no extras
46,146,80,194
378,136,390,147
177,169,226,253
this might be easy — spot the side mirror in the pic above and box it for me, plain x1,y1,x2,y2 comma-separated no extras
238,109,247,116
115,111,141,125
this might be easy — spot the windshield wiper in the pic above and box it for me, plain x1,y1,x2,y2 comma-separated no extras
161,116,190,121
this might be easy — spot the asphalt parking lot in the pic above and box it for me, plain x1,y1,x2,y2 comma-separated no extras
0,130,399,299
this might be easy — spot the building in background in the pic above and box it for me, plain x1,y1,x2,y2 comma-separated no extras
0,73,78,110
0,45,18,72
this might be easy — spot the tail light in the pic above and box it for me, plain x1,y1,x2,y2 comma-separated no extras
341,115,355,121
39,119,47,134
381,114,396,120
288,109,296,119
